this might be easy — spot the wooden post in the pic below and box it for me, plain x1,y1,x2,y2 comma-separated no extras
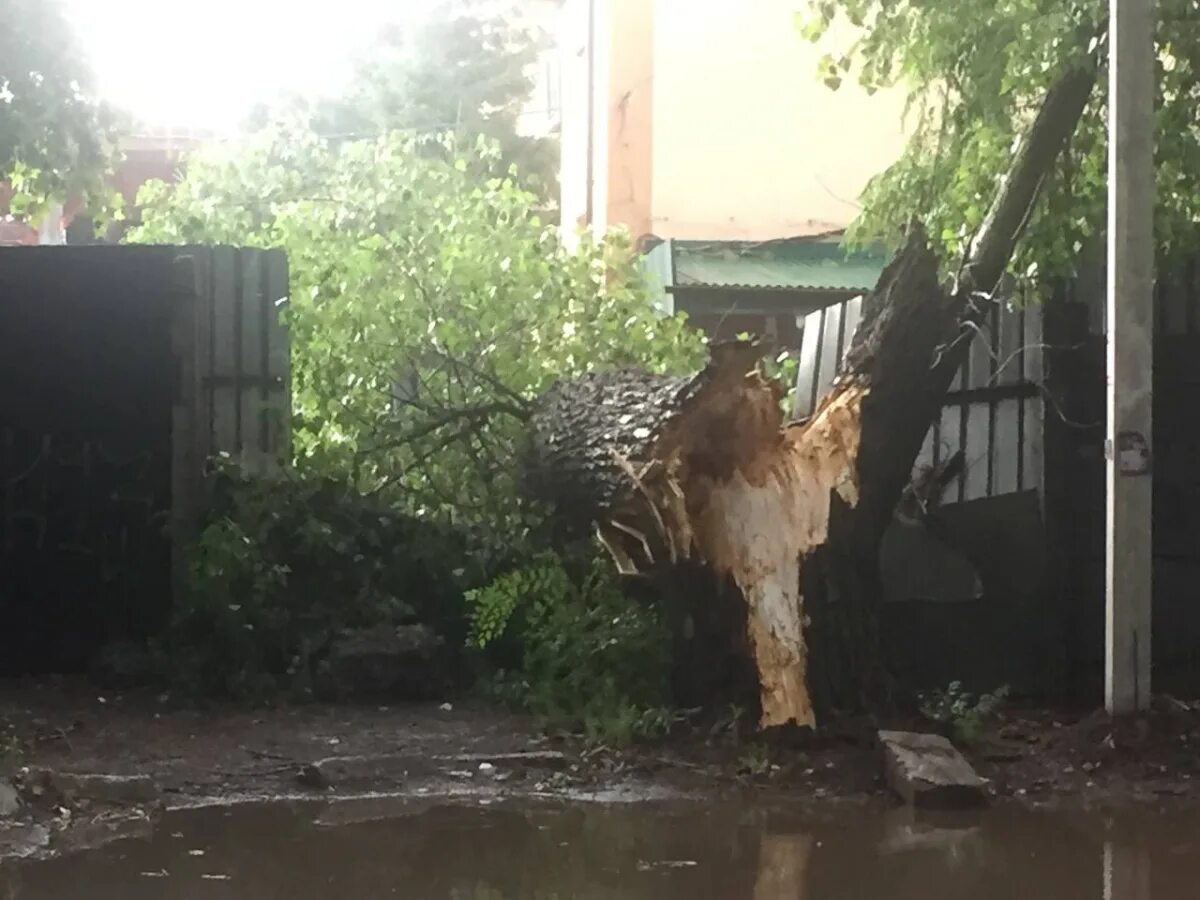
1105,0,1155,714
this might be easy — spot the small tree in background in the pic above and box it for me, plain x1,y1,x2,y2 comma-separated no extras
0,0,121,219
248,1,559,210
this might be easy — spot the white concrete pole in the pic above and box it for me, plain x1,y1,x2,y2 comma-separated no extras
1104,839,1151,900
1105,0,1156,714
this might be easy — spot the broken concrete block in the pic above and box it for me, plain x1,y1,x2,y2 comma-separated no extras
878,730,988,809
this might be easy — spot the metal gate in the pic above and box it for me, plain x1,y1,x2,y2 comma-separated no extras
0,245,290,672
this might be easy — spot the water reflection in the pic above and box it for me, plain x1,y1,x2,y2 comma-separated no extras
3,796,1197,899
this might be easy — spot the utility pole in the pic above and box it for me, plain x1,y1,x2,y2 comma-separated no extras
1105,0,1155,714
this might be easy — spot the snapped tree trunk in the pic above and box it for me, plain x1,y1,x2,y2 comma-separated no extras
526,61,1097,729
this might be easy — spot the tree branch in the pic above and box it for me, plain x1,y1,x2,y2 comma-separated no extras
362,400,528,457
963,59,1099,295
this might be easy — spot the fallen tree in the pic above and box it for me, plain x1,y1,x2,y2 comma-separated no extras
526,58,1098,729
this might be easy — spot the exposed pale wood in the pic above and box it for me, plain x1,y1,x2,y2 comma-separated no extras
525,58,1098,728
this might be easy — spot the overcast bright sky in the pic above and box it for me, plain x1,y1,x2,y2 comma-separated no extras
61,0,426,131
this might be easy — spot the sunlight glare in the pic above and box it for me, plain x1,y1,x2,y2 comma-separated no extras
60,0,427,131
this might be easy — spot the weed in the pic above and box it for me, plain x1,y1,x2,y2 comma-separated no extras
738,743,772,777
918,681,1010,745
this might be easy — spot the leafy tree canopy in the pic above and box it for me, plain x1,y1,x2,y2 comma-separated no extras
0,0,120,218
130,125,701,559
249,1,559,207
802,0,1200,277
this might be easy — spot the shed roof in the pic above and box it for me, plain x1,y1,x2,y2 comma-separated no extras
648,233,886,294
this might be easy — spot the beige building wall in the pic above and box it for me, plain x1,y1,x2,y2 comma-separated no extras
604,0,654,240
559,0,910,242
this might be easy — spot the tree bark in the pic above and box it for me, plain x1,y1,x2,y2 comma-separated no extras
526,60,1097,728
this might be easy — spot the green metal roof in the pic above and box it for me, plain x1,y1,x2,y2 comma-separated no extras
664,235,886,293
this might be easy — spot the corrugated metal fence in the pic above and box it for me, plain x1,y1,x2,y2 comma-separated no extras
793,291,1046,503
177,246,291,470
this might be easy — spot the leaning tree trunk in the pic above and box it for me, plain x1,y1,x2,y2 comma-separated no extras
803,63,1100,716
526,60,1097,729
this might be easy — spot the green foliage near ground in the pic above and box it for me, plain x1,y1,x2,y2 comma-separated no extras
800,0,1200,276
130,126,704,564
158,460,471,701
918,681,1010,746
0,0,122,218
467,552,675,746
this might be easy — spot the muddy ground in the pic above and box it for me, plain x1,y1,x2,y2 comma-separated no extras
4,678,1200,812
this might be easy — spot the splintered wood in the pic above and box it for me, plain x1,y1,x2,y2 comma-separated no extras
689,383,865,727
581,347,869,729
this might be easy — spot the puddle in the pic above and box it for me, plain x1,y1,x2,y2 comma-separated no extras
3,797,1199,898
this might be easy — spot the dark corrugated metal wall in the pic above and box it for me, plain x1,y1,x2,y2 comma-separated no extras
0,245,289,673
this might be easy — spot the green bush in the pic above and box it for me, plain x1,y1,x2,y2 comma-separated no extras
467,552,673,746
159,459,471,700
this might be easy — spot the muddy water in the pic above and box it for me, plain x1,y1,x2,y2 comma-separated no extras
4,797,1199,899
